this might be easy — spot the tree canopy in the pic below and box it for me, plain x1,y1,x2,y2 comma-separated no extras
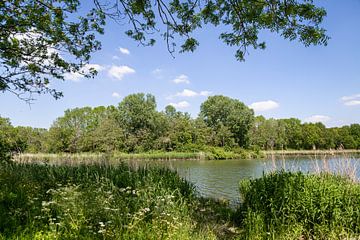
1,0,329,100
200,95,254,147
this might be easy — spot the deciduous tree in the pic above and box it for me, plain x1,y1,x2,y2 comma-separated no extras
1,0,329,100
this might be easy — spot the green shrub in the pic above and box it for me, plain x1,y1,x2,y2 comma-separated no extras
175,143,206,152
238,171,360,239
206,147,235,160
0,139,11,163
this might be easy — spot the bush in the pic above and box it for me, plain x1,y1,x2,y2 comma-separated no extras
205,147,236,160
175,143,206,152
0,140,11,163
238,171,360,239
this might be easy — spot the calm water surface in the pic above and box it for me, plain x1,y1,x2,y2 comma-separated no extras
137,155,360,205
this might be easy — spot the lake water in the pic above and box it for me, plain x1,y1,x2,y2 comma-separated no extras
137,155,360,205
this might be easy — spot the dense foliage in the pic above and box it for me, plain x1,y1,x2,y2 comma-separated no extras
0,0,105,100
249,116,360,150
1,0,329,99
238,171,360,239
0,163,233,239
1,93,360,158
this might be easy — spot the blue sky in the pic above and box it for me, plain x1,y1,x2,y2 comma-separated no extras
1,0,360,129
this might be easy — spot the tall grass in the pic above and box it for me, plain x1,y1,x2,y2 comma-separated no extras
265,149,360,156
0,162,238,239
238,171,360,239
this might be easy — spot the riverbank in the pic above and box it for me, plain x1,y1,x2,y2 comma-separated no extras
2,161,360,239
264,149,360,156
0,162,239,239
12,149,264,164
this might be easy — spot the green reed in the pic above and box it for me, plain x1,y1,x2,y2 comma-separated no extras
238,171,360,239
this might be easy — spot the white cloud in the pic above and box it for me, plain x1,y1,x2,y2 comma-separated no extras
151,68,164,79
85,64,105,72
341,93,360,101
112,92,121,98
304,115,331,123
199,91,212,96
12,31,63,67
341,94,360,106
173,74,190,84
169,101,190,109
119,47,130,55
64,72,83,82
13,31,41,42
169,89,212,99
176,89,198,97
112,56,120,60
344,100,360,106
249,100,279,112
108,65,135,80
64,64,105,82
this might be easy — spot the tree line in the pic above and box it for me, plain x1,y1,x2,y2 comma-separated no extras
1,93,360,156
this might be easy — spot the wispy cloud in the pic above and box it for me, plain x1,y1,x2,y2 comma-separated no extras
173,74,190,84
304,115,331,123
119,47,130,55
249,100,279,112
112,92,121,98
168,89,212,99
169,101,190,109
344,100,360,106
199,91,212,96
341,93,360,106
152,68,162,74
64,72,83,82
151,68,164,79
64,64,105,82
341,93,360,101
108,65,135,80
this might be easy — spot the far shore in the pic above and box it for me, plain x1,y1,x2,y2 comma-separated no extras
11,149,360,164
264,149,360,156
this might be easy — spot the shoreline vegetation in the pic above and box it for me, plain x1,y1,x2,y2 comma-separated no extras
12,149,360,164
0,162,239,239
2,145,360,239
12,149,265,164
1,160,360,239
265,149,360,156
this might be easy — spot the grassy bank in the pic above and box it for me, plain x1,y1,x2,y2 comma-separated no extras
264,149,360,156
13,149,264,164
3,158,360,239
238,171,360,239
0,162,238,239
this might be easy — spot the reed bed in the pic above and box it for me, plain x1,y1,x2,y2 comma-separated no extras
13,149,263,165
12,152,202,166
265,149,360,156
